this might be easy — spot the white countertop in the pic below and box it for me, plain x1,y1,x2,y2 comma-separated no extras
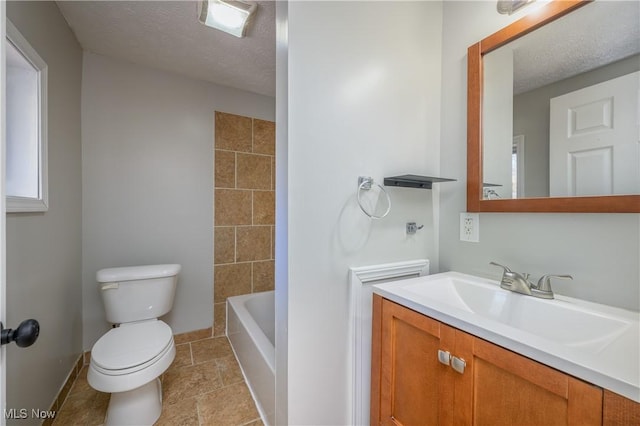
373,271,640,403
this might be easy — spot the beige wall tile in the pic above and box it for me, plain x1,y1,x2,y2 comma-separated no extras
215,111,252,152
197,382,260,426
214,149,235,188
214,263,251,303
213,302,226,337
271,226,275,259
236,226,271,262
271,156,275,190
253,260,275,293
253,191,275,225
253,119,275,155
214,226,235,264
215,189,251,226
237,153,271,190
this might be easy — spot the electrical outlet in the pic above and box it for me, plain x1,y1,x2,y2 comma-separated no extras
460,213,479,242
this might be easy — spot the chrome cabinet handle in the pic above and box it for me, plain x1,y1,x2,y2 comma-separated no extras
451,356,466,374
437,349,451,366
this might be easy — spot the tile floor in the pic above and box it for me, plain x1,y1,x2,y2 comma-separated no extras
52,336,262,426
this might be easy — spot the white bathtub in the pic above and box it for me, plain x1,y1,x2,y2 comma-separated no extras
227,291,275,426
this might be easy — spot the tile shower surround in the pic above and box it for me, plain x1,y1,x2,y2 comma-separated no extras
214,112,275,337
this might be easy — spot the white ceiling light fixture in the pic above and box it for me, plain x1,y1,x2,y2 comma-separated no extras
197,0,257,38
497,0,536,15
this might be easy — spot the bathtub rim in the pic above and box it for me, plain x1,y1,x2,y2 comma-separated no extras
226,290,275,376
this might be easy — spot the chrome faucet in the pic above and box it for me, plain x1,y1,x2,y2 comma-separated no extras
489,262,573,300
533,274,573,299
489,262,533,296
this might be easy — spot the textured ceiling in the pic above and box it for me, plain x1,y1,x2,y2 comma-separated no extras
56,1,276,97
55,1,637,99
508,1,640,94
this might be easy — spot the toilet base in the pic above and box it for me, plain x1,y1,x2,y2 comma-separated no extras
105,378,163,426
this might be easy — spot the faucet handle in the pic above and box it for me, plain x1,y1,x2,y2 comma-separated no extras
536,274,573,292
489,262,512,273
490,262,516,290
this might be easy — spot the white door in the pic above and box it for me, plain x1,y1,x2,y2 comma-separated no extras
0,2,7,423
549,71,640,197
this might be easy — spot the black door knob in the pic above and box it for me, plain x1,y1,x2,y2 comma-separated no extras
1,319,40,347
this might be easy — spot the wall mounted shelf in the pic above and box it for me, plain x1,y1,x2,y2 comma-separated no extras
383,174,456,190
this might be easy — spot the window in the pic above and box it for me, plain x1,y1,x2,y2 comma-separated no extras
6,20,48,212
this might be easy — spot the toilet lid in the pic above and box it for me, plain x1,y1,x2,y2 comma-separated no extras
92,320,173,371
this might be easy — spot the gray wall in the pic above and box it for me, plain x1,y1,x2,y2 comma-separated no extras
439,1,640,311
6,0,83,417
81,53,275,349
513,54,640,197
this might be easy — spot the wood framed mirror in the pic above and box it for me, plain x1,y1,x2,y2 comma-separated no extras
467,0,640,212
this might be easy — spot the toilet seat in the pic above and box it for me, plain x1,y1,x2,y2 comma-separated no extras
88,319,176,394
91,320,173,375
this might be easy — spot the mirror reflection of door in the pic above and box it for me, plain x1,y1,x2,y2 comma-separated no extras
482,1,640,201
549,71,640,197
512,135,525,198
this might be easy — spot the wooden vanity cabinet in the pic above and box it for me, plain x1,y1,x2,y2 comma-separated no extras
370,293,457,425
370,295,604,426
454,329,602,425
603,390,640,425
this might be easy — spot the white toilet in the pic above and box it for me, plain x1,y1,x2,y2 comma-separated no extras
88,264,181,426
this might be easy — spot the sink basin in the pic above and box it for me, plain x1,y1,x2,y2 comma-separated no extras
373,271,640,402
401,274,632,349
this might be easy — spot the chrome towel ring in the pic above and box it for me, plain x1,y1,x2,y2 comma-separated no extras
357,176,391,219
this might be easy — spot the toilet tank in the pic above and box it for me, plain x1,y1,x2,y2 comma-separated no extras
97,264,181,324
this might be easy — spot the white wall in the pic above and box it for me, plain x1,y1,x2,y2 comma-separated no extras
6,1,83,418
280,2,443,424
439,1,640,311
82,53,275,349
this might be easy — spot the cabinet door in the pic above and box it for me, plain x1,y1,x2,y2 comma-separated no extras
453,330,603,426
371,296,456,426
603,390,640,425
